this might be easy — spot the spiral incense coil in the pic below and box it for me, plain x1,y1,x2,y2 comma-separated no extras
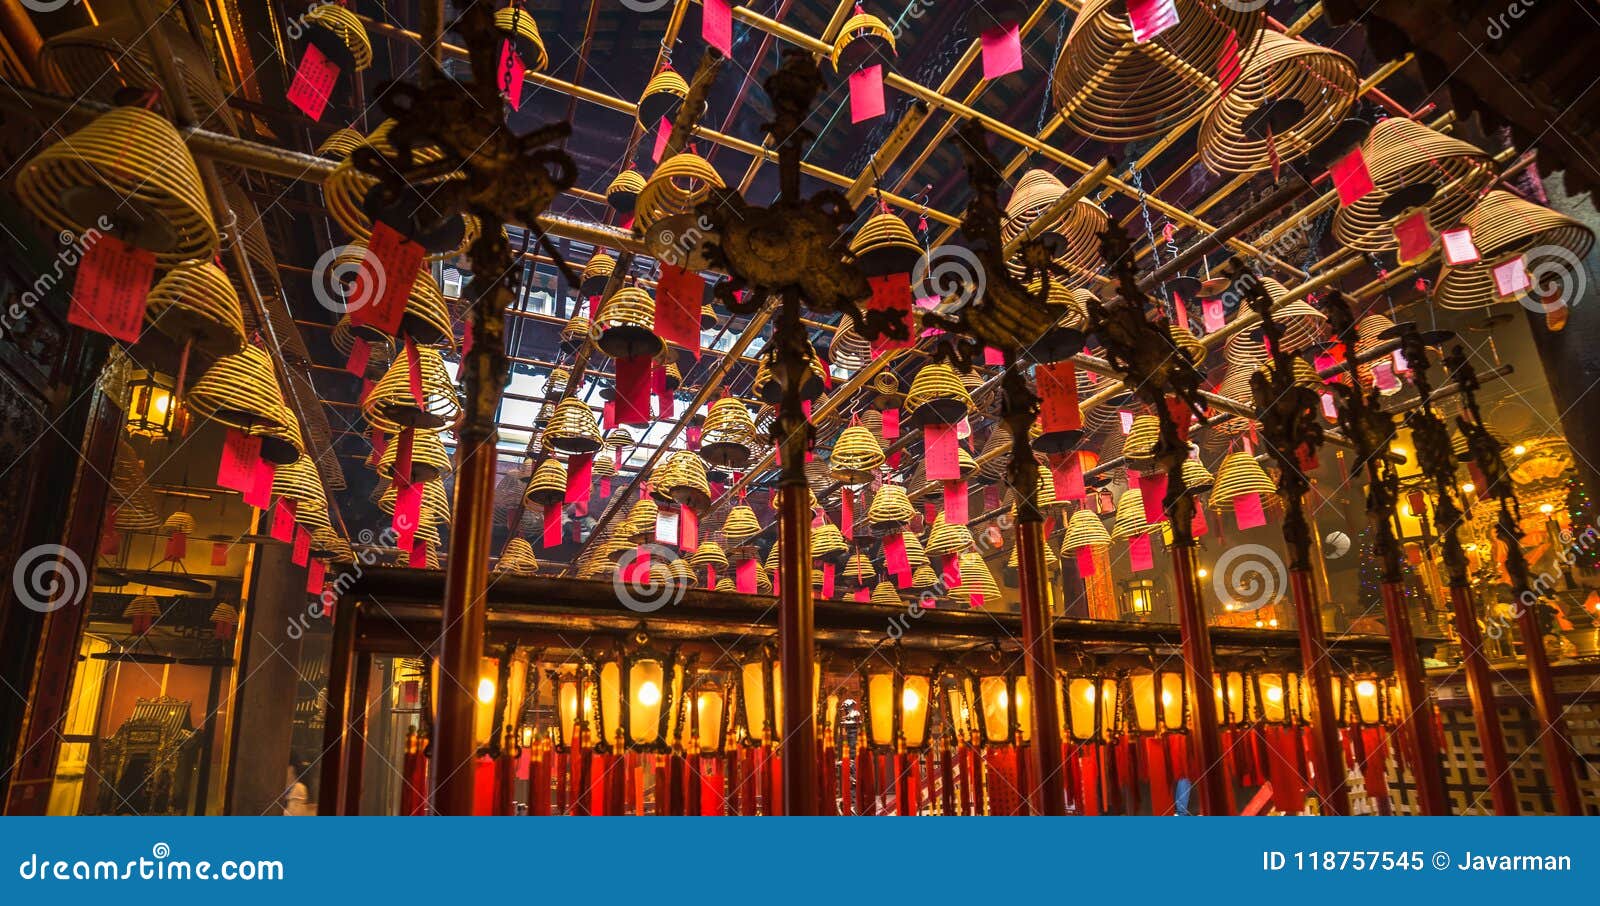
363,345,461,433
378,428,452,483
723,504,762,544
322,121,474,260
580,250,617,296
619,496,659,541
605,428,635,450
523,458,569,508
318,128,366,160
115,495,162,531
954,551,1000,605
868,580,902,606
977,424,1013,479
1078,368,1125,435
1052,0,1265,143
905,363,973,426
691,540,729,570
1256,355,1320,391
1351,313,1396,388
1181,458,1215,495
831,12,896,71
272,455,327,511
143,260,247,356
1167,324,1207,365
1008,465,1060,511
925,514,975,558
1223,332,1269,368
841,551,875,584
15,106,217,266
380,477,449,523
1122,414,1163,466
606,169,647,214
331,317,394,372
1199,30,1359,174
561,310,592,347
635,152,723,234
161,511,196,536
1062,507,1112,551
596,287,665,359
656,449,713,510
310,525,344,554
637,67,690,127
301,3,371,71
1025,278,1092,333
1009,539,1060,573
753,348,826,404
493,6,549,72
333,242,455,348
1209,451,1276,506
1213,366,1256,436
700,397,757,468
1003,170,1110,286
911,447,978,496
812,523,850,560
124,596,160,625
1434,190,1597,311
188,345,289,432
542,397,604,455
496,537,539,575
1270,298,1328,355
830,424,886,484
591,450,618,480
828,319,874,372
848,212,922,276
1332,118,1495,253
1111,489,1167,541
901,531,931,573
669,557,697,587
868,484,916,530
872,370,902,400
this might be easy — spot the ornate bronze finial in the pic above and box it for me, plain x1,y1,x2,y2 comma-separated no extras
1403,327,1469,586
1245,276,1322,570
1445,346,1532,593
1323,291,1403,578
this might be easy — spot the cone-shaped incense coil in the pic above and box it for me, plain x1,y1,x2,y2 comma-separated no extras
868,484,916,528
1435,190,1597,311
925,513,975,558
1332,118,1495,252
363,345,460,433
144,260,246,356
700,396,757,468
188,345,288,432
1062,507,1112,551
304,3,373,70
1111,489,1166,541
870,581,902,607
724,504,762,543
636,67,689,128
606,169,647,213
658,449,712,510
524,458,568,507
830,12,896,71
636,152,723,232
813,523,849,558
691,539,729,568
954,551,999,604
1199,30,1359,174
543,397,604,455
905,363,973,425
493,6,549,72
1209,451,1276,506
1121,414,1162,467
830,424,886,484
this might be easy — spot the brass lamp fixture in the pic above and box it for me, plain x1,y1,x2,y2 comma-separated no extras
1128,667,1186,735
864,655,934,751
125,369,178,439
972,664,1032,747
596,638,685,752
1064,671,1120,744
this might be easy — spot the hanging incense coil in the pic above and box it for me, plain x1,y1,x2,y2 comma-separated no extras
187,345,288,432
1062,507,1112,551
161,511,195,536
1078,368,1125,435
1111,489,1167,541
592,450,618,480
331,316,396,366
868,484,916,530
1052,0,1265,143
249,399,306,465
657,450,713,510
538,398,602,456
902,531,931,573
1025,277,1092,338
317,128,365,160
753,348,826,404
843,552,876,586
848,212,922,276
1199,31,1359,174
496,537,539,575
954,551,999,605
925,514,975,559
691,539,729,569
830,425,886,484
909,447,978,496
636,153,724,267
606,169,647,214
1121,414,1162,467
1351,313,1396,389
1332,118,1495,252
1434,190,1597,311
524,458,568,507
1008,465,1060,511
667,557,696,587
724,504,762,544
623,496,660,540
15,106,217,265
363,345,460,432
143,260,247,356
1256,355,1320,391
700,397,757,468
905,363,973,425
1009,539,1060,574
380,478,449,524
1270,299,1328,355
272,454,327,511
1003,170,1109,287
579,250,617,296
870,581,902,607
1181,457,1215,495
813,523,850,560
831,11,896,71
1209,451,1276,506
303,3,373,71
330,242,456,348
637,66,690,127
1223,332,1269,368
124,595,160,627
596,287,665,359
321,121,475,260
1167,324,1206,365
493,5,549,72
378,428,453,483
828,319,874,372
605,428,635,450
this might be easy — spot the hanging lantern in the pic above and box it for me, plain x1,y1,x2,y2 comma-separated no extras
686,673,730,755
739,646,782,746
864,657,934,751
125,369,179,439
1254,669,1299,725
1129,668,1186,735
974,666,1031,747
596,641,685,751
553,665,598,751
1214,670,1250,726
1120,577,1157,620
905,363,973,426
1064,672,1119,744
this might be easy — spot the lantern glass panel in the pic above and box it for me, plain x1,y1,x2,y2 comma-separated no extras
695,687,724,751
600,661,622,743
1130,674,1158,733
978,676,1010,744
1259,674,1288,723
902,676,931,748
628,659,665,745
1353,678,1382,724
946,679,974,739
1160,673,1184,729
867,673,896,748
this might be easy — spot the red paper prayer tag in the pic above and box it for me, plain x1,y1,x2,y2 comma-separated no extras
1191,505,1208,538
217,429,262,492
1217,29,1242,94
1076,545,1096,577
884,532,910,582
306,559,326,596
394,481,422,542
410,537,428,569
849,65,886,124
1141,474,1167,525
271,499,296,542
653,116,672,164
345,336,371,376
1202,297,1225,332
924,423,961,481
703,0,733,55
1392,209,1434,265
1329,148,1375,207
1127,0,1180,43
1441,227,1481,266
565,454,593,505
292,526,311,567
1491,255,1531,300
286,42,340,121
1129,534,1154,572
853,586,871,603
543,503,562,548
498,40,526,109
1061,454,1087,502
164,532,187,562
656,263,704,357
678,505,699,552
615,355,652,426
941,554,962,589
1233,493,1266,530
244,458,275,509
880,408,900,439
736,558,757,594
822,561,836,599
1037,359,1082,433
393,427,414,483
211,542,230,567
983,347,1006,367
866,273,917,354
945,480,969,525
70,235,154,343
351,221,424,336
980,25,1024,80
